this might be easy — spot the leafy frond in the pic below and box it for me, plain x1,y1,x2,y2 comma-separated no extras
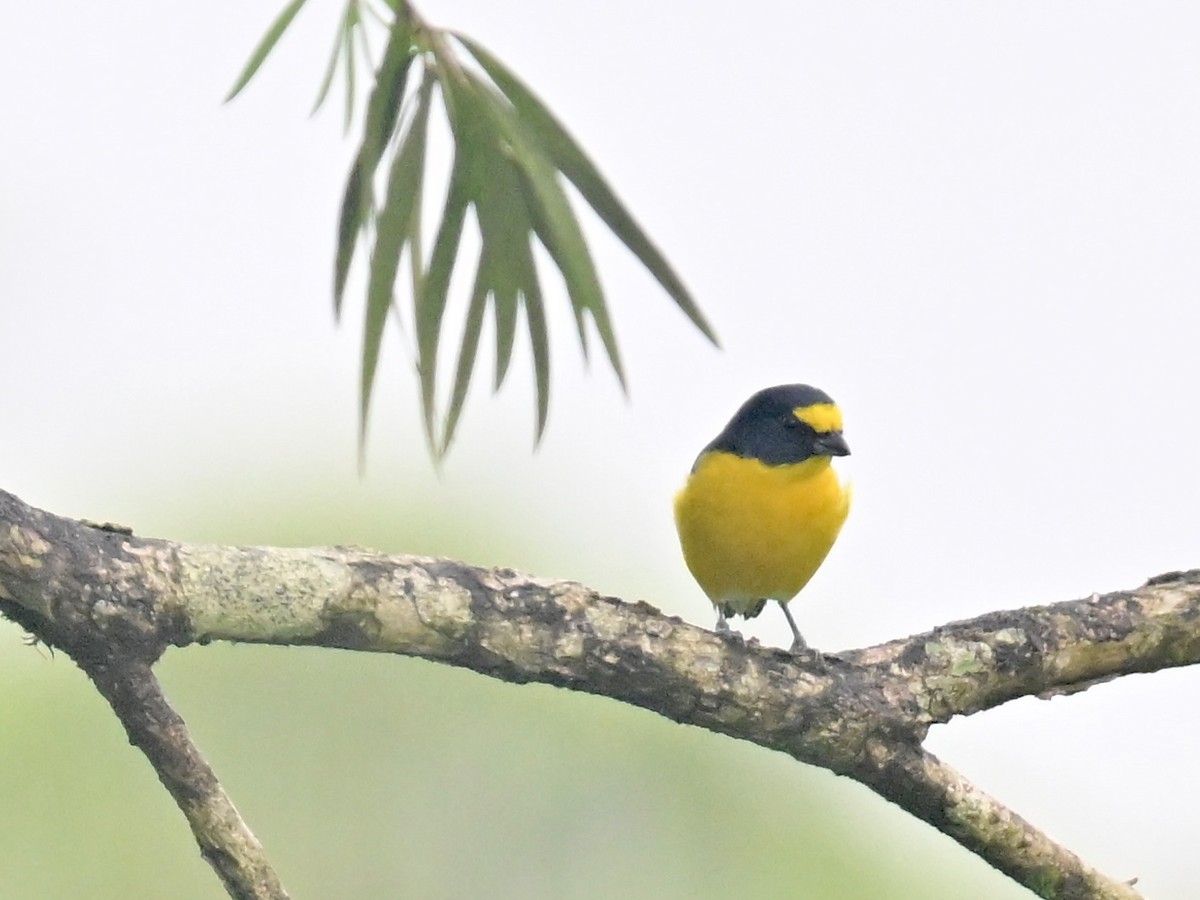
228,0,717,458
225,0,312,103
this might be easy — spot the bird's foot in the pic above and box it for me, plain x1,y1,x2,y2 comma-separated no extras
714,612,751,645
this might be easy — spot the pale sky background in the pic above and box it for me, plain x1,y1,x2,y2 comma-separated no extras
4,1,1200,897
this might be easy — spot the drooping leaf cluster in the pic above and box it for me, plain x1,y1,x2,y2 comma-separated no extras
229,0,716,456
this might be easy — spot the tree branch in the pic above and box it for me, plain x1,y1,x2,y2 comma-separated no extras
84,656,289,900
846,572,1200,722
858,746,1139,900
0,491,289,900
2,488,1183,899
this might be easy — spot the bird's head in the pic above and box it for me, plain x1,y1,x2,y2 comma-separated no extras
703,384,850,466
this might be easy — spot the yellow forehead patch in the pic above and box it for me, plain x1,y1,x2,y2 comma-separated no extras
793,402,842,433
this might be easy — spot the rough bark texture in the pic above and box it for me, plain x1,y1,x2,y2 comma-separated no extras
86,657,289,900
0,494,289,900
2,488,1184,900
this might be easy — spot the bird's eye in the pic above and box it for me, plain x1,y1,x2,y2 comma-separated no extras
782,415,800,429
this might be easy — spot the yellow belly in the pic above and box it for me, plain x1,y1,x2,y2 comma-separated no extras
674,451,850,618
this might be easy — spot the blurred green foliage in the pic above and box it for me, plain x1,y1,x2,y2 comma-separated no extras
228,0,716,458
0,482,1033,899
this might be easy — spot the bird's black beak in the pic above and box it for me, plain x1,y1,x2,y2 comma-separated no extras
813,431,850,457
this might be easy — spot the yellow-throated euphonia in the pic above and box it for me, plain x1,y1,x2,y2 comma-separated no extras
674,384,851,652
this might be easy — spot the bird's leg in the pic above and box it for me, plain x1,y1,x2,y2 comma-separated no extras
714,610,731,633
780,604,809,653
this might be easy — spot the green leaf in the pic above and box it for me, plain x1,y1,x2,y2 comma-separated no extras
360,6,414,168
492,206,546,431
416,160,471,446
523,277,551,441
334,7,417,313
419,67,528,451
225,0,310,102
334,156,365,311
471,130,531,392
491,278,519,389
455,32,717,346
464,71,626,390
439,258,490,453
310,13,345,115
341,9,358,134
359,76,432,446
505,231,548,437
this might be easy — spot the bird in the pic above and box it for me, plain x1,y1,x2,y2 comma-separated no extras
673,384,851,653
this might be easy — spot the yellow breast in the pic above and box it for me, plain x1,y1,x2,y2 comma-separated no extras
673,451,850,616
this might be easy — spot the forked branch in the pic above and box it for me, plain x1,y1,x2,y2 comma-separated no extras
2,488,1187,899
